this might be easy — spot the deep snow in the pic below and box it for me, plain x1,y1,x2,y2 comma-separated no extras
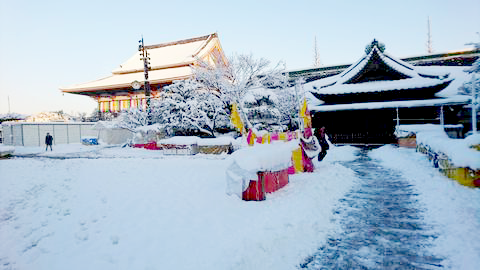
1,143,479,269
0,144,356,270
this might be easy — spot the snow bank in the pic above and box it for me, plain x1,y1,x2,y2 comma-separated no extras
226,141,299,197
322,145,358,162
231,141,299,172
395,124,447,137
0,145,15,156
158,136,199,145
0,145,15,151
0,144,358,270
416,130,480,169
464,133,480,146
371,145,480,270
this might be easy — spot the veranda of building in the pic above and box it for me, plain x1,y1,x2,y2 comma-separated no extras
60,33,228,116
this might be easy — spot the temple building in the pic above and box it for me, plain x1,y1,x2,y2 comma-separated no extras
60,33,227,114
306,40,472,145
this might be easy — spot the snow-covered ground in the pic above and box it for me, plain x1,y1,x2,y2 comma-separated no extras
1,143,479,269
0,144,357,270
371,146,480,270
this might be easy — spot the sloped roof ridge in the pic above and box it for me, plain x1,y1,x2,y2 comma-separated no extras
376,48,418,78
335,47,376,84
145,33,216,50
191,33,217,58
382,53,414,71
339,53,369,78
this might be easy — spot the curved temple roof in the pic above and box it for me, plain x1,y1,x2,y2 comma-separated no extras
60,33,227,95
308,42,454,105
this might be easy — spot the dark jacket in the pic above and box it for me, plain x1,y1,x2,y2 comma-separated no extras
45,135,53,145
314,128,329,151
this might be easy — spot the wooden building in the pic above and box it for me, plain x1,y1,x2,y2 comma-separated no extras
307,40,471,145
60,33,227,114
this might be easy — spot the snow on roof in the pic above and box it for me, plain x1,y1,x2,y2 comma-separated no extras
61,66,192,92
307,44,452,98
306,65,472,111
305,42,473,111
310,95,470,112
61,34,224,93
312,77,452,95
111,34,216,75
416,66,471,97
334,47,419,85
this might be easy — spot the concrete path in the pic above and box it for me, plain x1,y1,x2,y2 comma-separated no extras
300,148,444,269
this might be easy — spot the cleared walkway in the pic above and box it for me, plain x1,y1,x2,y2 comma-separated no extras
300,148,444,269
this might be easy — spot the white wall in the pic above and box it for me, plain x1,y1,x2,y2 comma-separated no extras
1,123,95,146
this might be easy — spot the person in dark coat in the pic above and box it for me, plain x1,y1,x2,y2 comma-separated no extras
45,133,53,151
314,126,329,161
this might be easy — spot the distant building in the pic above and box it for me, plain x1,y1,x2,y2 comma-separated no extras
305,40,473,145
61,33,228,115
288,47,480,83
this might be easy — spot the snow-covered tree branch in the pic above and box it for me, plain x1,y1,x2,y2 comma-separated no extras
193,53,288,131
150,79,227,137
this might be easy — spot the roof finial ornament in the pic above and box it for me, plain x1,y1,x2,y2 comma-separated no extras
365,39,386,55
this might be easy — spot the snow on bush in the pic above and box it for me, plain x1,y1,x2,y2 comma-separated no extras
151,79,227,136
242,87,285,131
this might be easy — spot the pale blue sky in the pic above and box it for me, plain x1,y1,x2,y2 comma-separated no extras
1,0,479,115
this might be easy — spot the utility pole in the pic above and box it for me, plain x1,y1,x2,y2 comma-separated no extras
139,36,152,124
426,16,433,54
472,74,478,134
8,95,11,113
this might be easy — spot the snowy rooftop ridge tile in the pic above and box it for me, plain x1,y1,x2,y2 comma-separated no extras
309,95,470,112
313,77,452,95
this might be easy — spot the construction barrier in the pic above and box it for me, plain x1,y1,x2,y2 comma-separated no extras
417,143,480,188
198,144,232,155
260,169,289,193
398,136,416,148
159,143,198,155
242,176,266,201
242,169,290,201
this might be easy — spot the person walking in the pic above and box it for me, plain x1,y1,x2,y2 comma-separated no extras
45,133,53,151
314,126,329,161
